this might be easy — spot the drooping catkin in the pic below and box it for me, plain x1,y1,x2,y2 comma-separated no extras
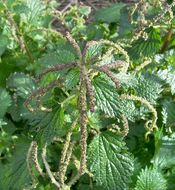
121,115,129,137
59,142,75,187
30,141,44,177
98,39,130,71
24,79,62,112
92,65,120,88
2,1,33,62
104,60,126,69
57,119,78,186
121,94,158,133
82,65,95,112
131,1,175,42
26,142,37,188
37,62,76,80
66,31,82,59
78,66,88,174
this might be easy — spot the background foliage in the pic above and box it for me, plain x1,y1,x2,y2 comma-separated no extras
0,0,175,189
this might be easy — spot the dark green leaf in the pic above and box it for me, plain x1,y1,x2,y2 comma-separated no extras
7,72,36,99
28,108,65,144
93,75,138,121
0,138,32,190
128,28,161,59
0,34,9,56
0,88,11,118
94,3,125,23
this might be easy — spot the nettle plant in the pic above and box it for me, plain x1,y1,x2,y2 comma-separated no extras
1,0,175,190
24,31,133,190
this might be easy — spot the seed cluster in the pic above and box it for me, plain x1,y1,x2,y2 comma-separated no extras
130,0,175,41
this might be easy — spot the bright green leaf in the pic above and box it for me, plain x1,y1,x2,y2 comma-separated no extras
79,6,91,16
26,0,45,25
152,133,175,169
161,98,175,128
93,75,138,121
135,73,163,104
88,131,134,190
135,167,167,190
158,66,175,95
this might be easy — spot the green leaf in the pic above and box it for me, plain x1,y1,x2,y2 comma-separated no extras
64,69,80,90
0,138,32,190
93,75,138,121
7,72,36,99
158,66,175,95
135,167,167,190
0,88,11,118
85,43,103,62
88,131,134,190
27,108,65,144
161,98,175,128
0,34,9,56
38,49,76,67
128,28,161,59
152,133,175,169
115,73,137,89
118,7,133,36
25,0,45,25
135,73,163,104
94,3,125,23
79,5,91,16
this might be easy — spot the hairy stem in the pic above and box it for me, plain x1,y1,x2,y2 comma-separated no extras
57,119,78,187
42,144,60,188
2,1,33,62
27,142,38,188
133,58,152,74
30,141,45,177
82,65,95,112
